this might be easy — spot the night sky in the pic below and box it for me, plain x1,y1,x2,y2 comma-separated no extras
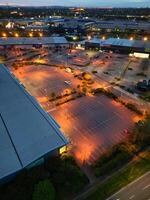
0,0,149,7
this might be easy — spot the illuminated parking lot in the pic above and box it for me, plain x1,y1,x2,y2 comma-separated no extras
49,95,136,164
8,49,139,165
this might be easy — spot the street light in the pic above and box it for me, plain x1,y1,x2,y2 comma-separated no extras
87,35,91,40
2,33,7,37
73,36,77,40
29,32,33,37
39,33,43,37
130,37,133,41
102,36,106,40
143,37,148,41
14,33,19,37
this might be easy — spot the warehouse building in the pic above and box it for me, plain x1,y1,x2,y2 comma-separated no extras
0,37,70,49
85,37,150,56
0,64,68,184
91,21,150,32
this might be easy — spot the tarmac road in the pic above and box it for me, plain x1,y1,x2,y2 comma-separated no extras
107,171,150,200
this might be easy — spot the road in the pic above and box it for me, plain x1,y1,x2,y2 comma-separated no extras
107,171,150,200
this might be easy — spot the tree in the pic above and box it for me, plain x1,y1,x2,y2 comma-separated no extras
82,87,87,94
32,180,55,200
131,116,150,148
77,84,80,89
51,92,56,99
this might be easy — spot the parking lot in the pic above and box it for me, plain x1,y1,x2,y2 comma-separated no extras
50,95,136,164
10,64,81,108
66,49,150,92
7,48,140,165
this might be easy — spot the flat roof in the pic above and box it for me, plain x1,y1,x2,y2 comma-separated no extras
0,64,68,180
0,37,69,46
95,21,150,30
86,37,150,49
103,38,134,47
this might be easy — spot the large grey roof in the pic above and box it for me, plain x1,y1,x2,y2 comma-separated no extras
0,64,68,180
85,37,150,50
0,37,69,46
103,38,134,47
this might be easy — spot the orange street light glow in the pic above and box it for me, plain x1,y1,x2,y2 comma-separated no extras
102,36,106,40
14,33,19,37
39,33,43,37
29,33,33,37
2,33,7,37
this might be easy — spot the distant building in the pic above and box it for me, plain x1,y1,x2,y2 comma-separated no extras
25,25,49,32
0,37,70,50
90,21,150,33
85,37,150,56
0,64,68,184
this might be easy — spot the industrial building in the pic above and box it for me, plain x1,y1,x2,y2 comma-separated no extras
0,64,68,184
85,37,150,56
90,21,150,32
0,37,70,49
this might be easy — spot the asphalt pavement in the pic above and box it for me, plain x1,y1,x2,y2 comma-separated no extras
107,171,150,200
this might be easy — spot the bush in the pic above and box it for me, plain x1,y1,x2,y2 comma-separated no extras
131,117,150,148
92,70,98,74
126,88,134,94
32,180,55,200
125,103,142,115
94,151,130,177
93,144,131,177
136,72,147,77
128,67,133,70
105,91,118,100
120,85,125,89
93,88,105,94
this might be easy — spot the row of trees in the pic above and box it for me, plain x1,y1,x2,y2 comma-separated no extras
0,155,89,200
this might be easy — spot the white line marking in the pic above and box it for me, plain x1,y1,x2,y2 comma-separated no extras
106,171,150,200
47,108,56,112
142,184,150,190
129,195,135,199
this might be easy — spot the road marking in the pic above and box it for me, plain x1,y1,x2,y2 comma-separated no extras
106,171,150,200
47,108,56,113
142,184,150,190
129,195,135,199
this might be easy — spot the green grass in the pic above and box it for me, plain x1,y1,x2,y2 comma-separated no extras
81,150,150,200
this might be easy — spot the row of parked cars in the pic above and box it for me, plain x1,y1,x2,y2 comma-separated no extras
137,79,150,91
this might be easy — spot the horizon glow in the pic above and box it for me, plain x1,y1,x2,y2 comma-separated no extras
0,0,149,7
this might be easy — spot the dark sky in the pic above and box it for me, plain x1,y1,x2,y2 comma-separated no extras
0,0,149,7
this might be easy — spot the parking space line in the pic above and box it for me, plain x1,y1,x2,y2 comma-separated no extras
129,195,135,199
